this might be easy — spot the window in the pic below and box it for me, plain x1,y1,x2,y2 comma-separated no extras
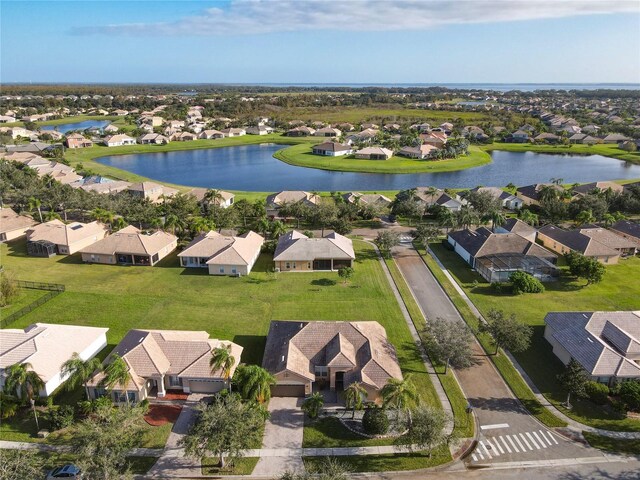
315,366,328,378
231,268,237,274
168,376,182,387
285,263,290,269
219,267,225,273
94,387,107,398
152,253,159,263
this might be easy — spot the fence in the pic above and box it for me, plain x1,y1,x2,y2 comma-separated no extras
1,281,66,328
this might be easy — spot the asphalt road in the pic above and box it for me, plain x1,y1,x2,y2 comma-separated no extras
391,244,603,466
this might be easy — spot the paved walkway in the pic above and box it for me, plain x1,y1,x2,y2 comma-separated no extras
425,245,640,441
252,397,305,476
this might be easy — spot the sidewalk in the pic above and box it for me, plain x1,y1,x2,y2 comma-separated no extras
426,245,640,441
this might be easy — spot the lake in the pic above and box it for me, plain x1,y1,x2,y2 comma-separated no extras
42,119,112,133
97,144,640,192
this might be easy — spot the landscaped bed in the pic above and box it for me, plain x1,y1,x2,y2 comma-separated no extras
144,404,182,426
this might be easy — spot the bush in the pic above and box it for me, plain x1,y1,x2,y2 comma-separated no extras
362,407,389,435
0,393,19,419
510,271,545,295
47,405,75,430
585,381,609,405
138,399,150,414
0,271,19,307
619,381,640,411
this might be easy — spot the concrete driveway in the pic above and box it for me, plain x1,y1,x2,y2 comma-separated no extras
252,396,305,476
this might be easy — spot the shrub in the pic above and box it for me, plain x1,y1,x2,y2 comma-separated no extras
619,381,640,411
0,271,19,307
362,407,389,435
138,399,150,414
47,405,75,430
510,271,545,295
585,381,609,405
0,393,19,419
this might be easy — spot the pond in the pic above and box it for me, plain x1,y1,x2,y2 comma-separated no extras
97,144,640,192
42,120,112,134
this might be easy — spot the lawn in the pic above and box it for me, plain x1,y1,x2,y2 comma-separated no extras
583,432,640,455
201,456,259,475
0,287,50,318
33,452,157,475
274,143,491,174
483,142,640,165
1,239,441,440
429,243,640,431
303,444,451,473
303,416,396,448
384,258,474,438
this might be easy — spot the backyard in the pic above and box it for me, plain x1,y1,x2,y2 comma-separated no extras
0,238,441,440
429,242,640,431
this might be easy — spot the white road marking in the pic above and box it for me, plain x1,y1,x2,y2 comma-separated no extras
499,436,512,453
548,431,559,445
476,449,484,460
512,434,526,452
506,434,519,452
472,454,478,462
526,432,541,449
486,438,502,455
519,433,533,451
532,431,547,448
538,430,554,446
491,437,505,454
480,441,493,458
480,423,510,430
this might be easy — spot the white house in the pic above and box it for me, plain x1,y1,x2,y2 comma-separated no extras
0,323,109,397
103,134,136,147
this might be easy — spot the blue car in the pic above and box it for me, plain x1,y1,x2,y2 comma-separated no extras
46,465,82,479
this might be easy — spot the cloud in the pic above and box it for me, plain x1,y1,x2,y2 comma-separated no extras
71,0,640,36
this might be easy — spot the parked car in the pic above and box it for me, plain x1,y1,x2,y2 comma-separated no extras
46,465,82,479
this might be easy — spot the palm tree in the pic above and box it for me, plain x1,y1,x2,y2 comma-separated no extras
164,213,185,235
100,354,132,404
61,353,103,400
301,392,324,419
111,217,127,232
44,211,61,221
344,382,368,418
28,197,43,223
189,216,215,234
270,220,287,240
602,213,616,227
381,375,420,422
575,209,595,226
204,189,224,222
256,217,271,237
234,365,276,403
484,210,506,232
4,363,45,429
518,209,539,226
455,205,479,230
210,344,236,392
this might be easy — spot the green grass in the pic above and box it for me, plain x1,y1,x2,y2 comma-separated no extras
303,416,396,448
1,287,50,318
274,143,491,174
419,245,567,428
384,258,474,438
583,432,640,455
4,114,120,128
428,243,640,431
1,239,439,437
484,142,640,165
303,444,451,473
201,456,259,475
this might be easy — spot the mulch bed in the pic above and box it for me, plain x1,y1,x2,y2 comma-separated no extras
144,404,182,426
157,390,190,401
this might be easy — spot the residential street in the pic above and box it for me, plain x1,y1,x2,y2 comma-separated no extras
391,243,604,466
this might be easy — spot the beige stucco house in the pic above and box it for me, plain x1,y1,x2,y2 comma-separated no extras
87,329,243,402
79,226,177,266
26,220,108,256
178,230,264,276
262,320,402,401
127,182,178,203
0,207,38,242
273,231,355,272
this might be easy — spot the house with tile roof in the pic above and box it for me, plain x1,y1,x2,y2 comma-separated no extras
537,225,621,264
448,227,558,283
341,192,392,209
495,218,538,243
26,220,108,257
262,320,402,400
65,133,93,149
609,220,640,248
87,329,243,402
468,186,524,210
311,141,353,156
544,311,640,385
127,181,178,203
0,207,38,242
79,225,177,266
572,181,624,197
103,134,135,147
179,230,264,276
516,183,566,206
578,226,637,256
0,323,108,397
400,187,465,212
266,191,321,217
354,146,394,160
274,230,355,272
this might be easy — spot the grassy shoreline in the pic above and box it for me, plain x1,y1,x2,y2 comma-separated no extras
483,142,640,164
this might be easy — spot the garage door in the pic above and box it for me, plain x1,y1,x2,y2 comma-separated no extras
270,384,305,397
189,380,225,393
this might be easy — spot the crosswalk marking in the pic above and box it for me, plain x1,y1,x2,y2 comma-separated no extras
537,430,553,446
472,429,561,463
506,435,519,452
526,432,540,449
519,433,533,450
499,436,512,453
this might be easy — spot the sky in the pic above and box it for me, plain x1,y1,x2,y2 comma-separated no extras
2,0,640,84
